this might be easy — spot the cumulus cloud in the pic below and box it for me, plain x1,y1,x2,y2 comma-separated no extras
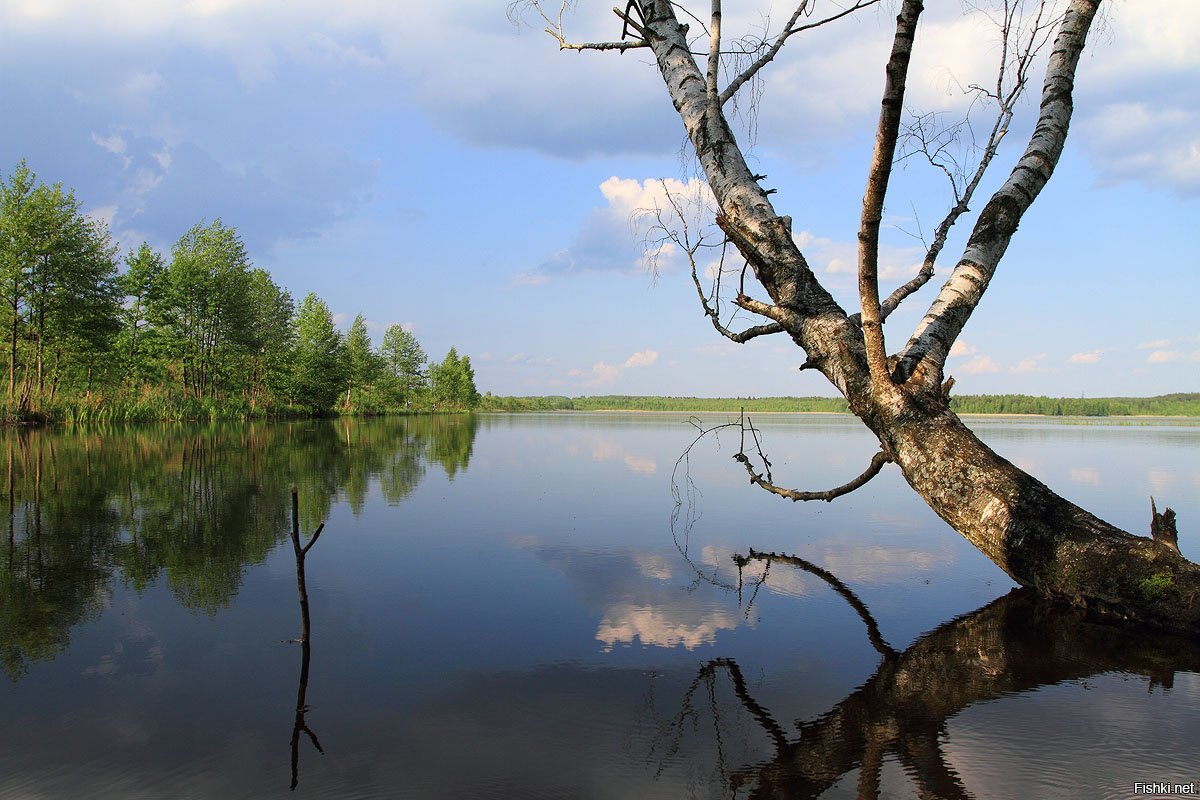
1070,350,1104,364
959,355,1002,375
529,177,714,281
596,602,741,651
1072,2,1200,194
795,229,922,288
949,341,978,359
1011,354,1049,374
567,362,622,385
1147,350,1181,364
568,347,660,387
623,349,658,368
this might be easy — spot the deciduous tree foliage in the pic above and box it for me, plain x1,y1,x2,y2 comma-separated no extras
0,161,121,408
430,347,480,410
154,219,255,400
290,293,346,413
525,0,1200,631
343,313,381,410
380,323,428,407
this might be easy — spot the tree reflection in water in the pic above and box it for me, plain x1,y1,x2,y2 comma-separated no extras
287,486,325,791
665,550,1200,799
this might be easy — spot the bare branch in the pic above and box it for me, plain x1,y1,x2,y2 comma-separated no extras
896,0,1099,388
881,1,1064,322
550,31,649,51
512,0,650,51
691,254,787,342
858,0,923,392
732,412,892,502
718,0,884,106
735,448,892,502
643,181,793,343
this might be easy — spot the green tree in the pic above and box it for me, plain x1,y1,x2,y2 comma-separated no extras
0,162,38,403
116,242,167,386
379,323,427,407
430,347,479,410
151,220,254,399
245,269,294,410
289,293,345,413
0,161,121,407
342,313,380,410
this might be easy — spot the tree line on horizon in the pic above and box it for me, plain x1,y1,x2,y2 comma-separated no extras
477,393,1200,417
0,161,479,422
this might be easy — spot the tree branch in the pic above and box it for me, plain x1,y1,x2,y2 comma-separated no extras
858,0,923,392
718,0,884,106
513,0,650,52
734,448,892,502
651,181,788,344
895,0,1100,388
880,1,1061,322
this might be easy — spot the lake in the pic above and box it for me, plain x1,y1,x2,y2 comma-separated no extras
1,413,1198,799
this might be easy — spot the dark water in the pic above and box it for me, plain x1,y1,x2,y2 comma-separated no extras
1,413,1197,799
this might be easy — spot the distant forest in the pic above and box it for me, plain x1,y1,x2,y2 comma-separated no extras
478,393,1200,417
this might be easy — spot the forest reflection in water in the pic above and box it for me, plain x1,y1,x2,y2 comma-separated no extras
1,415,477,680
0,413,1197,799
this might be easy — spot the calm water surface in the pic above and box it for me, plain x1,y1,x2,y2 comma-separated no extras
1,413,1198,799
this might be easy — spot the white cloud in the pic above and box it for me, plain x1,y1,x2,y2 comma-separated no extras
568,362,621,385
1147,350,1181,364
1137,339,1172,350
1070,350,1104,364
623,349,658,368
91,132,127,155
622,455,656,474
799,230,921,286
596,602,741,652
1011,354,1049,374
569,348,660,386
1073,2,1200,194
959,355,1001,375
949,341,978,359
86,205,118,227
121,70,164,99
532,177,715,281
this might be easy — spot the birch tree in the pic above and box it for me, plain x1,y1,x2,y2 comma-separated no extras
519,0,1200,632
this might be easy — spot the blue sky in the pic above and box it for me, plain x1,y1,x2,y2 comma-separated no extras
1,0,1196,397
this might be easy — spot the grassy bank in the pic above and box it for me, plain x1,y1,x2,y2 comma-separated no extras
1,389,475,427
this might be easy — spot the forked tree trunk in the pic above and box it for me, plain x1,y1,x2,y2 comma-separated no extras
533,0,1196,630
622,0,1200,633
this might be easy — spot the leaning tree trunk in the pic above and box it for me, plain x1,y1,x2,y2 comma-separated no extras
861,396,1200,631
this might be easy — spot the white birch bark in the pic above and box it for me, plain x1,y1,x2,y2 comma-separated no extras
895,0,1099,389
